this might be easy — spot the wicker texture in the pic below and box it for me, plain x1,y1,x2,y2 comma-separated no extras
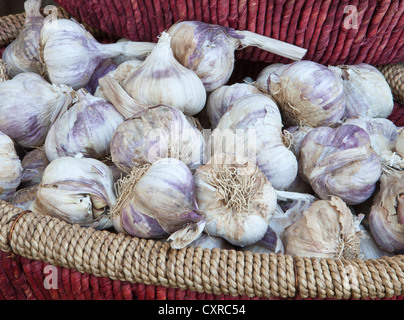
378,63,404,105
54,0,404,66
1,200,404,300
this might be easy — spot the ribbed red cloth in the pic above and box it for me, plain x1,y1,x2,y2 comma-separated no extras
54,0,404,65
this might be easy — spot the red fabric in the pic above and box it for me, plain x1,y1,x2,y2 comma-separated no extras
53,0,404,65
388,101,404,127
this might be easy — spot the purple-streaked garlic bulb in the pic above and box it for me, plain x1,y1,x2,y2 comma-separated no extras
194,153,278,247
2,0,44,77
209,93,298,190
0,131,22,201
32,155,116,230
40,18,156,89
255,63,284,92
282,196,364,259
20,148,49,188
266,60,346,127
206,82,262,128
0,72,74,148
167,21,307,92
343,116,403,169
110,105,205,173
369,168,404,253
119,32,206,116
329,64,394,119
111,158,206,249
299,124,382,205
44,88,124,161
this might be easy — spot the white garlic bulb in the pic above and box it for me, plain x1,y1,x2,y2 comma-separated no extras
209,94,298,190
32,156,116,229
206,82,262,128
0,72,74,148
44,88,124,161
0,131,22,201
111,158,206,249
329,64,394,119
2,0,44,77
120,31,207,116
110,105,206,173
194,153,277,247
299,124,382,205
40,18,156,89
282,196,364,259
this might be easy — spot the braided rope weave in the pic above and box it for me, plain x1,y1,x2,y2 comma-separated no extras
1,200,404,300
378,63,404,105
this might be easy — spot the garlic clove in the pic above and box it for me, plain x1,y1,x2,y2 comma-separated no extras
0,131,23,201
20,147,49,188
2,0,44,77
194,153,278,247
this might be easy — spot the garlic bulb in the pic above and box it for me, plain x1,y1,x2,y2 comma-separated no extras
206,82,262,128
396,128,404,158
94,59,143,100
44,88,124,161
329,64,394,119
118,32,206,116
188,233,234,250
239,226,284,254
0,72,74,148
0,131,22,201
32,156,116,229
255,63,284,92
111,158,206,249
282,196,364,259
2,0,44,77
194,153,277,247
40,18,156,89
299,124,382,205
85,59,118,94
266,60,346,127
209,94,298,190
20,148,49,188
167,21,307,92
368,168,404,253
110,105,205,173
343,116,404,169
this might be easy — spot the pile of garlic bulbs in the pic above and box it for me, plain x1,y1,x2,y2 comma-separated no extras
0,0,401,260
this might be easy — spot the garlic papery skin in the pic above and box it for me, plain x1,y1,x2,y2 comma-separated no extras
343,116,404,169
368,168,404,253
110,105,205,173
2,0,44,77
32,156,116,229
299,124,382,205
0,131,22,201
188,232,234,250
0,72,74,148
209,94,298,190
395,128,404,158
329,64,394,119
9,184,39,211
0,60,9,83
194,153,277,247
167,21,307,92
111,158,206,249
44,88,124,161
20,148,49,188
282,196,364,259
267,61,346,127
121,32,206,116
206,82,262,128
85,59,118,95
285,125,314,159
255,63,284,92
94,59,143,100
40,18,156,90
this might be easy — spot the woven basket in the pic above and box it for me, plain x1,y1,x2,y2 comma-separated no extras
1,0,404,300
